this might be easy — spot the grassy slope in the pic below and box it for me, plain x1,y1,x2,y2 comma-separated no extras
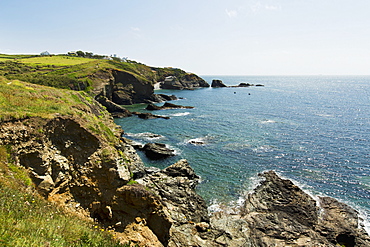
0,77,130,246
0,54,192,91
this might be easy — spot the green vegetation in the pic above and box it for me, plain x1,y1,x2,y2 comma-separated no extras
0,53,193,92
0,76,119,144
19,55,94,66
0,146,127,247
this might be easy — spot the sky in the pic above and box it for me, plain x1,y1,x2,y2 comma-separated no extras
1,0,370,75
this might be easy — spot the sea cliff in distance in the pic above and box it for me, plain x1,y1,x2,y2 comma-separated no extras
0,52,369,246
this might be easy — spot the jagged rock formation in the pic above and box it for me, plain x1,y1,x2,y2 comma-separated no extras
160,75,209,90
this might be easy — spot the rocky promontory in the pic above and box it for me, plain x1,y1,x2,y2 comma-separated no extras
0,56,368,246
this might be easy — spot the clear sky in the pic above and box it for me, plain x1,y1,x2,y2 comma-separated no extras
1,0,370,75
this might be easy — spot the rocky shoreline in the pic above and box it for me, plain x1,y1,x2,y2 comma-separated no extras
1,73,369,246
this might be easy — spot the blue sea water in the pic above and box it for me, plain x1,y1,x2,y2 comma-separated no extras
115,75,370,228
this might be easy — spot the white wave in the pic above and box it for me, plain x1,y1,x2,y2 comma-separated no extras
187,137,206,145
261,119,277,124
208,197,245,215
166,112,191,117
125,132,165,141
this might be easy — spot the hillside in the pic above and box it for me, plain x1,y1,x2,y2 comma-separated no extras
0,54,209,106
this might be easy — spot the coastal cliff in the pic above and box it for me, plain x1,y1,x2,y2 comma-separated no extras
0,55,369,246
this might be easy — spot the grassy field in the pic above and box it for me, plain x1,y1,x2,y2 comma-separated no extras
19,55,95,66
0,146,126,247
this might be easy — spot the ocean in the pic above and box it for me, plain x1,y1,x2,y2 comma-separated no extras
114,75,370,229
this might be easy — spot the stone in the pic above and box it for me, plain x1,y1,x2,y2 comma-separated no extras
37,175,55,196
211,79,227,88
141,143,175,160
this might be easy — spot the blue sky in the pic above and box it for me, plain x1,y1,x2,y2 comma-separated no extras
1,0,370,75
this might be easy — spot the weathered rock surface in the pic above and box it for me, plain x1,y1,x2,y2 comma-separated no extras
211,79,227,88
237,171,370,247
141,143,175,160
146,102,194,111
160,74,209,90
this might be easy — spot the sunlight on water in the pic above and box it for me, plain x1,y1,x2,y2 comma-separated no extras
115,75,370,227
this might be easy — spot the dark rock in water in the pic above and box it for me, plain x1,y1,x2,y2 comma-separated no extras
157,94,177,101
132,112,170,120
145,102,194,111
95,95,132,118
211,79,227,88
145,104,162,111
163,102,194,109
141,143,175,160
238,82,252,87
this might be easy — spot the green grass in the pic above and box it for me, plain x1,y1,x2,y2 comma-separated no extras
0,77,79,120
0,76,120,144
0,146,127,247
20,56,95,66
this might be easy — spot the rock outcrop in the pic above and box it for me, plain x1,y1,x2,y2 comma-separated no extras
140,143,176,160
160,74,209,90
211,79,227,88
95,95,132,118
146,102,194,111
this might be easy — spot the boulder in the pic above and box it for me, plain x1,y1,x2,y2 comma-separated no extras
211,79,227,88
141,143,175,160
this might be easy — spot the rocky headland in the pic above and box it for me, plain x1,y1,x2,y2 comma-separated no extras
0,55,368,246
